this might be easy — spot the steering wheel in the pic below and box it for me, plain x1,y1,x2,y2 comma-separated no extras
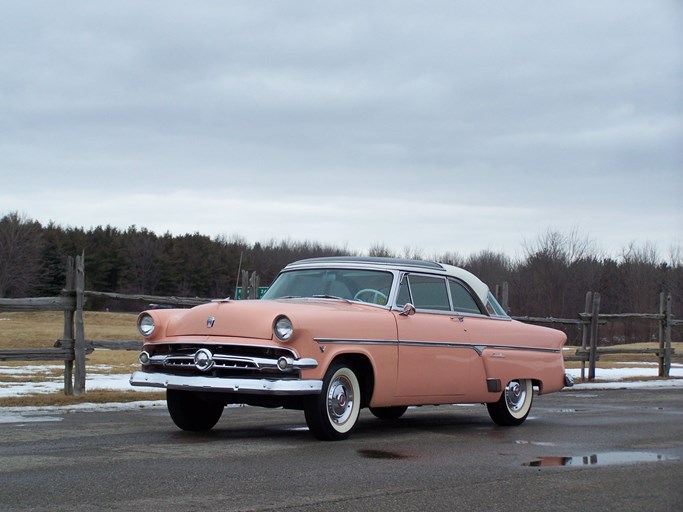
353,288,388,305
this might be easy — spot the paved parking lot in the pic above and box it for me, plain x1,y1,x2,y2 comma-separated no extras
1,388,682,511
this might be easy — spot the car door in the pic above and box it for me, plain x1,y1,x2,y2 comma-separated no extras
393,273,477,398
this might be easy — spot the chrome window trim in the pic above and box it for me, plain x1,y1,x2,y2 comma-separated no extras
393,272,491,317
277,257,491,305
263,267,399,307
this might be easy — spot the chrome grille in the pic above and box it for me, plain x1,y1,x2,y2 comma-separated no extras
161,354,260,370
140,343,300,377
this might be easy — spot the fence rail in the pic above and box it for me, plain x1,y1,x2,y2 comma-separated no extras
509,291,676,380
0,255,215,395
1,258,679,395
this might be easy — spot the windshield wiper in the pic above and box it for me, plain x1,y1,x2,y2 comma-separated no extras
312,295,350,302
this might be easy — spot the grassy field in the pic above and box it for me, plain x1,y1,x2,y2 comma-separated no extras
0,311,680,407
0,311,164,406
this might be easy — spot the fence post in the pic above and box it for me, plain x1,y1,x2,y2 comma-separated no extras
501,282,509,313
659,293,672,377
581,291,592,381
588,292,601,381
73,253,86,395
249,272,260,300
495,282,510,313
62,256,75,395
241,269,249,300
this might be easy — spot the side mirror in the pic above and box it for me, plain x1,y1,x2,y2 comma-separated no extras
400,303,416,316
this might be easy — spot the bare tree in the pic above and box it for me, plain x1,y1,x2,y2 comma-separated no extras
518,228,600,318
402,245,424,260
0,212,44,297
120,227,162,294
367,243,396,258
434,251,465,267
464,250,514,291
618,241,662,341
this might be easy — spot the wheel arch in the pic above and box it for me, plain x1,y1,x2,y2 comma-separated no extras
328,353,375,409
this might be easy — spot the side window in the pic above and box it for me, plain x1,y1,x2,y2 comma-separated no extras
485,291,509,318
396,276,412,307
449,280,481,314
408,275,450,311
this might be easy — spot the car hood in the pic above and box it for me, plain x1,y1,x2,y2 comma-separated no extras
163,299,397,341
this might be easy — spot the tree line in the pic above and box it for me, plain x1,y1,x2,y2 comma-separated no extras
1,212,681,344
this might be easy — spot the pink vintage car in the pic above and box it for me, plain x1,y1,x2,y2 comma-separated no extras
130,257,571,440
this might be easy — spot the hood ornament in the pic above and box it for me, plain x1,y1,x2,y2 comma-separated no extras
207,316,216,328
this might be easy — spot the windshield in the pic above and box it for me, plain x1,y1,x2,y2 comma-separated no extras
262,268,394,306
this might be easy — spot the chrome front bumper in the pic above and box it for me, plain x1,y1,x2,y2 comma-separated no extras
130,371,323,395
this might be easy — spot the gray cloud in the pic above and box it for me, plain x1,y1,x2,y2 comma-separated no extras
1,1,681,257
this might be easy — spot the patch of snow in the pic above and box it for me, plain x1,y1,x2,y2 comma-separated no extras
0,364,681,409
565,366,683,390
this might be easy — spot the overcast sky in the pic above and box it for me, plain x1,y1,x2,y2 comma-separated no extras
1,1,681,260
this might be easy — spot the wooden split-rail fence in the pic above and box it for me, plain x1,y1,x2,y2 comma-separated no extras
496,283,679,380
0,258,679,395
0,255,259,395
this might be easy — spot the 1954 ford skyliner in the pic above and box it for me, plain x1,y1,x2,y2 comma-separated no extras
130,257,573,440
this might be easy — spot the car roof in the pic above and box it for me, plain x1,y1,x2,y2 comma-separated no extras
284,256,491,303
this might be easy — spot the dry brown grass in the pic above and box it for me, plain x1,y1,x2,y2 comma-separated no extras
1,311,147,406
0,311,140,348
0,390,165,408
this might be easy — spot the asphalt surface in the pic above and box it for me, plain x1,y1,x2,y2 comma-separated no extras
1,388,682,512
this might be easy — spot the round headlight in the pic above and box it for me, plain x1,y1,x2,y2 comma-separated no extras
274,316,293,341
138,313,155,337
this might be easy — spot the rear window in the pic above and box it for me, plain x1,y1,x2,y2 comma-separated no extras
449,280,481,314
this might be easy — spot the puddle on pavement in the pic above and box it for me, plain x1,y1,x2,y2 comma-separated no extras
514,440,556,447
548,408,587,413
358,449,413,460
0,412,64,424
523,451,679,467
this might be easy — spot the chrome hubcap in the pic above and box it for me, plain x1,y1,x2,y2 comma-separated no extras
327,375,354,425
506,381,525,412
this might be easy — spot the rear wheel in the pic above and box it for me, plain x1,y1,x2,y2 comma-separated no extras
487,379,533,426
167,389,224,431
305,363,361,441
369,406,408,420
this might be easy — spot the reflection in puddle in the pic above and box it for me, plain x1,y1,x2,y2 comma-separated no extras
514,440,557,447
358,449,413,460
523,452,679,467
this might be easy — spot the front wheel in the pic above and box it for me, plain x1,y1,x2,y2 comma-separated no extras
487,379,533,426
167,389,224,431
304,363,361,441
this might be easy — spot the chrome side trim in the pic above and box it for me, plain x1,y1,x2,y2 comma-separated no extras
129,371,322,395
314,338,561,354
315,337,398,346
